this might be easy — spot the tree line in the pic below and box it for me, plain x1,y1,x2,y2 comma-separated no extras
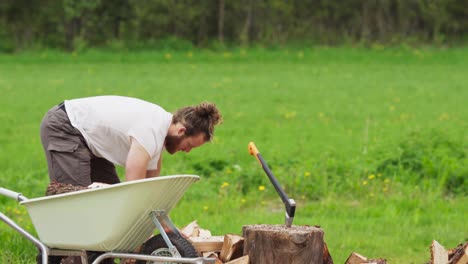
1,0,467,52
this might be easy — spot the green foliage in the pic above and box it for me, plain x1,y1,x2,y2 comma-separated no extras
1,1,468,52
375,130,467,195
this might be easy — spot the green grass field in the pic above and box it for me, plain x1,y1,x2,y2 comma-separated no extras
0,47,467,263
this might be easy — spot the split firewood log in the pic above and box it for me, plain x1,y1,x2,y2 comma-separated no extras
190,236,225,253
225,255,249,264
220,234,244,262
203,252,223,264
345,252,386,264
431,240,449,264
345,252,367,264
449,241,468,264
180,220,200,238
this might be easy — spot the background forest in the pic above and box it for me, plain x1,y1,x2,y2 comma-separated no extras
1,0,468,52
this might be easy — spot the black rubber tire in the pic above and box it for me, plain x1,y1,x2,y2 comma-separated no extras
136,233,199,264
36,254,62,264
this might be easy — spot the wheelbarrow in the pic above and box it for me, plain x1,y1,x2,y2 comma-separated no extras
0,175,215,264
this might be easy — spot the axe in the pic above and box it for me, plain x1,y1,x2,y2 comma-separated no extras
248,142,296,227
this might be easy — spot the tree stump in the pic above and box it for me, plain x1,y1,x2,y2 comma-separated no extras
243,224,325,264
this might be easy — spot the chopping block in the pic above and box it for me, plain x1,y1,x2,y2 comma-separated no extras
242,224,331,264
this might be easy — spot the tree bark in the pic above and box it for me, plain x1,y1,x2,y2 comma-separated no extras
240,0,252,45
243,224,325,264
217,0,224,43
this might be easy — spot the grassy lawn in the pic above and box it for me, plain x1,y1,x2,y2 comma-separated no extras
0,47,467,263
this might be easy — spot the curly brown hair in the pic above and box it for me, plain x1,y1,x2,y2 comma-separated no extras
172,102,222,141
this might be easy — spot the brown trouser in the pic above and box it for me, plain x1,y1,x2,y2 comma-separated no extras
40,104,120,187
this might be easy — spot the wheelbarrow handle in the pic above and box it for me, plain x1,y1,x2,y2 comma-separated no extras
0,187,27,202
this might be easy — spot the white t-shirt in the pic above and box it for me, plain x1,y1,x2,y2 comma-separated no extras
64,96,173,170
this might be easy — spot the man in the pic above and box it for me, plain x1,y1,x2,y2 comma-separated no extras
40,95,222,188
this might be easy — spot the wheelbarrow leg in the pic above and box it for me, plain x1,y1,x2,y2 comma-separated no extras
150,210,183,257
0,212,49,264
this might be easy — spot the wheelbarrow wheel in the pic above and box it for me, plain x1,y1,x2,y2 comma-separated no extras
36,254,62,264
136,233,198,264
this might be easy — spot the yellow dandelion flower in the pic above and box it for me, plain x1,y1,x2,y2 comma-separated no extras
362,181,368,186
384,179,390,184
304,171,311,177
368,174,375,180
241,199,246,204
399,113,409,122
284,111,297,119
226,169,232,174
258,185,265,191
203,206,209,211
221,182,229,188
438,113,450,121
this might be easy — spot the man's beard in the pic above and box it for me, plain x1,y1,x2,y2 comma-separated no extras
165,134,184,154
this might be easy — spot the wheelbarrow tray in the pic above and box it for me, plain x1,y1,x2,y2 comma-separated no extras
20,175,199,252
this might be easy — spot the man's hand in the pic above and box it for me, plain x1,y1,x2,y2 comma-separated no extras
125,137,151,181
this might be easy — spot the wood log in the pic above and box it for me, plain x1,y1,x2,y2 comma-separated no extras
225,255,249,264
220,234,244,262
345,252,386,264
449,241,468,264
367,258,387,264
189,236,224,253
345,252,367,264
203,252,223,264
180,220,200,238
243,224,324,264
323,242,334,264
431,240,448,264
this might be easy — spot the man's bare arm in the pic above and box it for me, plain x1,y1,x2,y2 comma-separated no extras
146,156,162,178
125,137,151,181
